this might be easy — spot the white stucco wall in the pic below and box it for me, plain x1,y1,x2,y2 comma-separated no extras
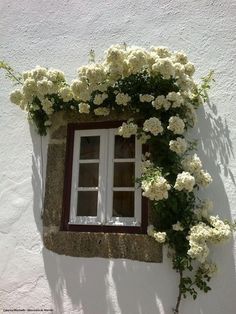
0,1,236,313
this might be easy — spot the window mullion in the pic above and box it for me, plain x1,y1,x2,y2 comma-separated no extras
135,136,142,224
97,130,107,224
106,129,115,223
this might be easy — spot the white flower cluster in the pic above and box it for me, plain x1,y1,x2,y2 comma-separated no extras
195,170,213,187
58,86,73,102
208,215,232,243
147,225,167,243
169,137,188,155
115,93,131,106
187,216,232,263
151,92,185,111
201,261,217,277
141,174,171,201
71,63,107,102
182,153,202,173
41,98,54,115
104,45,198,93
174,171,195,192
140,152,152,174
140,158,153,174
185,103,198,126
93,93,108,105
10,66,66,112
139,94,154,103
79,102,90,114
143,117,163,136
152,58,175,79
152,95,171,110
138,132,151,144
172,221,184,231
154,232,167,243
71,78,91,102
195,199,213,219
181,154,212,188
166,92,184,108
118,121,138,138
10,45,202,135
167,116,185,134
9,44,202,138
94,107,110,116
147,224,155,237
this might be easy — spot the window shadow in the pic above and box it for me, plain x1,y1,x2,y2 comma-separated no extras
31,130,49,237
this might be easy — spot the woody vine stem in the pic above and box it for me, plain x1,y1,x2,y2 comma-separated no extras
173,270,183,314
1,45,235,313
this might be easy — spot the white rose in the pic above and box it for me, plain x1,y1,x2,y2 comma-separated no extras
139,94,154,103
58,86,73,102
152,95,171,110
115,93,131,106
94,107,110,116
93,93,108,105
167,116,185,134
169,137,187,155
41,98,54,115
118,122,138,138
152,58,175,79
10,90,23,105
153,232,167,243
174,171,195,192
143,117,163,136
79,103,90,114
172,221,184,231
181,154,202,174
195,170,212,187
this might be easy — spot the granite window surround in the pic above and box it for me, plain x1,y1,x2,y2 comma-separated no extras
43,111,162,262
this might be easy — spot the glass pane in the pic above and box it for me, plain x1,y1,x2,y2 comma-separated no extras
113,163,134,187
78,163,99,187
113,191,134,217
114,135,135,158
80,136,100,159
77,191,98,216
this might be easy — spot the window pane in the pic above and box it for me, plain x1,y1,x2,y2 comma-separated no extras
113,162,134,187
114,135,135,158
113,191,134,217
80,136,100,159
77,191,98,216
78,163,99,187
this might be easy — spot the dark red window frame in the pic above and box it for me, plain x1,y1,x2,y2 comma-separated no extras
60,121,148,234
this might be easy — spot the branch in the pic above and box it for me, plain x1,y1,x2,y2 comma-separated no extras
173,270,183,314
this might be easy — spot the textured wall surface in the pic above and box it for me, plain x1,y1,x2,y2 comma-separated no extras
0,1,236,313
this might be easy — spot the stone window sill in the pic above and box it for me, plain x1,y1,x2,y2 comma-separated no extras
44,228,162,262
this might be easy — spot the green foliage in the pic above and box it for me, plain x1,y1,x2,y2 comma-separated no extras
0,60,23,85
198,70,215,102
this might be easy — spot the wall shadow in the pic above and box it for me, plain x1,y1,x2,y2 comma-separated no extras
41,247,177,314
30,127,49,237
30,99,236,314
182,100,236,314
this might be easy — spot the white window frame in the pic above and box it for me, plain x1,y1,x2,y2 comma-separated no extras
69,128,142,227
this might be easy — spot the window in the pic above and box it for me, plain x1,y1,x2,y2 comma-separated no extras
43,118,161,261
61,121,148,233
